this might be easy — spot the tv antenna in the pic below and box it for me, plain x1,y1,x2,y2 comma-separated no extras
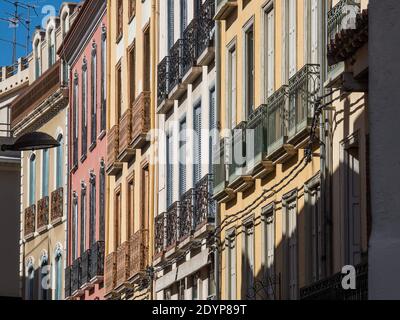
0,0,39,65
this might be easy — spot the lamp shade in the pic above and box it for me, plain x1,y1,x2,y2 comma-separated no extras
2,132,60,152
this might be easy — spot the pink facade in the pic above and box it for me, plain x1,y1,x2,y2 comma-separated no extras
61,0,107,300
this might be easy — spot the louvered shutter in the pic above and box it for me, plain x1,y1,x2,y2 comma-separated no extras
231,49,237,129
209,88,216,173
266,215,275,297
168,0,175,50
288,202,298,299
179,120,187,196
194,104,202,184
267,8,275,97
310,0,318,64
288,0,297,78
167,135,174,207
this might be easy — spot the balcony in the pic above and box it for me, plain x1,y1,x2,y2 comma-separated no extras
300,262,368,300
287,64,320,146
157,56,173,113
80,249,92,289
37,196,49,232
89,241,105,283
168,39,186,101
24,205,36,238
65,265,72,299
165,202,179,254
116,242,130,290
154,213,165,259
228,122,253,193
71,257,82,296
182,19,202,85
106,125,123,176
215,0,237,20
104,252,117,297
118,108,134,162
213,138,235,203
129,229,149,281
131,91,151,149
178,189,195,244
197,0,215,66
246,105,274,179
194,174,216,236
50,187,63,225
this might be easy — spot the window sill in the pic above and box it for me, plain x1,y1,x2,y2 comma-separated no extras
98,130,106,141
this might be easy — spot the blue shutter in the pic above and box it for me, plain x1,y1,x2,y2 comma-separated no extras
179,120,187,196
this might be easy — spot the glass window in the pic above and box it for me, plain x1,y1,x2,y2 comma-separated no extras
56,135,63,189
55,253,63,300
29,154,36,206
42,149,49,197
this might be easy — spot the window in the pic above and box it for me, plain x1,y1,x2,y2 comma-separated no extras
226,231,236,300
209,87,217,173
116,63,122,121
89,173,96,246
245,24,255,118
128,176,135,237
167,0,175,50
179,279,185,300
29,154,36,206
80,184,87,255
129,0,136,19
99,161,106,241
56,134,63,189
72,193,78,260
40,256,49,300
164,288,171,300
48,28,56,67
227,44,237,129
62,13,69,38
243,221,255,299
34,41,41,79
180,0,187,38
192,274,198,300
141,165,150,230
73,74,79,168
179,119,187,196
265,6,275,98
26,265,35,300
91,43,97,144
54,251,63,300
82,60,88,158
193,0,201,16
117,0,123,41
42,149,49,197
288,0,297,77
309,0,319,64
166,134,174,208
115,187,122,248
143,26,151,92
101,26,107,132
284,192,298,300
129,43,136,105
208,265,216,298
193,103,202,184
263,205,275,299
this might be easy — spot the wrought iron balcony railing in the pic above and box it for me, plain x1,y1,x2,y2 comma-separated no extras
182,19,199,78
65,265,72,298
267,86,288,155
89,241,105,281
300,262,368,300
157,56,170,106
166,202,179,250
37,196,49,230
80,249,91,287
24,205,36,237
106,125,122,175
51,187,63,223
71,257,81,294
154,213,165,257
288,64,320,141
198,0,215,56
328,0,361,42
194,174,216,230
129,229,149,280
179,189,195,241
118,108,133,161
104,252,117,296
116,241,130,288
168,40,184,94
131,91,151,149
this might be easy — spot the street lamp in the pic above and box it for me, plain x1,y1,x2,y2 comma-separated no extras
1,132,60,152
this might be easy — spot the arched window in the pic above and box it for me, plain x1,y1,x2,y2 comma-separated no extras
91,42,97,144
48,28,56,67
80,183,87,255
29,154,36,206
72,192,78,260
39,254,49,300
61,12,69,38
56,134,63,189
82,59,88,158
34,41,41,79
54,245,63,300
42,149,49,197
26,259,35,300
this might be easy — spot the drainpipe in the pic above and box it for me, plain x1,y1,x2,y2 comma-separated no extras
214,18,221,301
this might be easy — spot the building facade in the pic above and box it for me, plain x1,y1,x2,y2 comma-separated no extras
153,0,217,300
60,0,107,300
104,0,156,300
12,3,78,300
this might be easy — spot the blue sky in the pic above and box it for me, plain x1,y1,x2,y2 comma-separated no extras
0,0,78,66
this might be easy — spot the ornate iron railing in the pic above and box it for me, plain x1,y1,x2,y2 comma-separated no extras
300,262,368,300
328,0,361,41
80,249,91,286
71,257,81,293
104,252,117,295
168,39,184,93
65,265,72,298
116,241,130,288
89,241,105,280
198,0,215,55
118,108,132,156
194,174,216,230
229,122,248,183
131,91,151,149
247,105,268,168
166,202,179,249
267,86,288,154
51,187,63,223
37,196,49,230
288,64,320,140
129,229,149,279
179,189,195,241
24,205,36,237
157,56,170,106
154,213,165,256
182,19,199,77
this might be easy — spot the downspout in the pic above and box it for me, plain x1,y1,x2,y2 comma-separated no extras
214,18,221,301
